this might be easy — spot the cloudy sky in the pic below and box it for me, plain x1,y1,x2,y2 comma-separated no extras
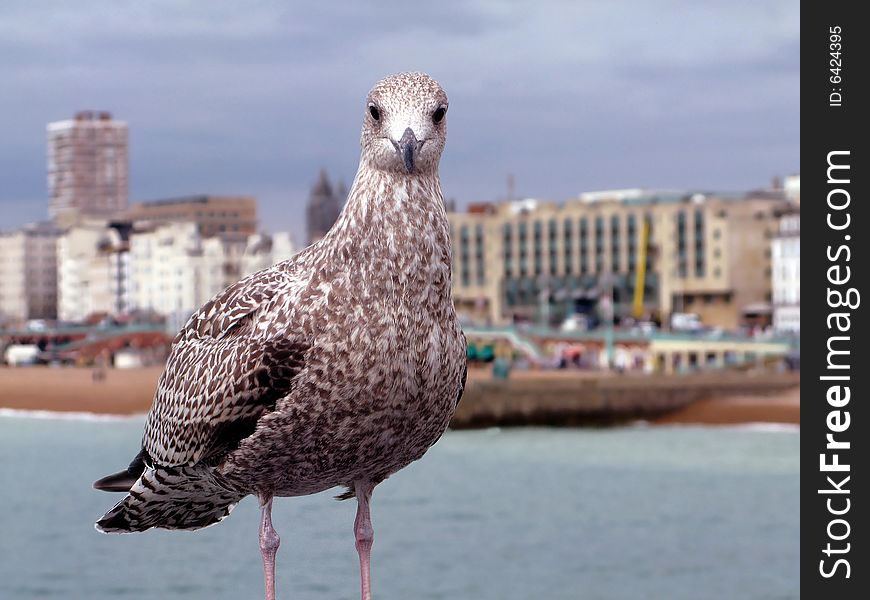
1,1,799,244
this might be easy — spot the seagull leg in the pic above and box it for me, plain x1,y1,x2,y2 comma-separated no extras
353,481,375,600
259,495,280,600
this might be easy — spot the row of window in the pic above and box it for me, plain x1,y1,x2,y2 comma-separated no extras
499,215,654,278
457,224,486,286
453,210,730,286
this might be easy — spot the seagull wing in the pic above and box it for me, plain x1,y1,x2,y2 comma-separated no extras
142,264,309,466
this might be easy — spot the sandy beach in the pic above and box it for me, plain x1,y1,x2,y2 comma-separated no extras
653,385,799,425
0,366,161,415
0,366,799,425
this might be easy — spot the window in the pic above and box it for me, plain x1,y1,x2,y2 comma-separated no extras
475,224,485,285
459,225,470,279
610,214,620,272
563,219,573,274
595,216,604,272
518,221,528,277
694,209,705,278
677,211,687,278
533,221,543,275
503,223,513,276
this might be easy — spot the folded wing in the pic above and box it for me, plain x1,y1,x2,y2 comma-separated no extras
142,265,309,467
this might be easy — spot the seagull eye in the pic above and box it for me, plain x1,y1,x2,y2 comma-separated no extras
432,106,446,123
368,104,381,121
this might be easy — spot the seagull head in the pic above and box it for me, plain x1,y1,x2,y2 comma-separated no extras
361,72,448,176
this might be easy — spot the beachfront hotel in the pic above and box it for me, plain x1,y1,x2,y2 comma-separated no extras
448,185,797,330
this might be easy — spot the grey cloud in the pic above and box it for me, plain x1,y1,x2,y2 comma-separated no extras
0,0,798,245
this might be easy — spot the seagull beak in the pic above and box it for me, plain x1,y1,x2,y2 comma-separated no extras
394,127,423,174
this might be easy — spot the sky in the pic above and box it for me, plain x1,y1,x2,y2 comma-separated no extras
0,1,799,245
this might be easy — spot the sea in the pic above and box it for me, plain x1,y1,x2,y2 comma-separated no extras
0,412,799,600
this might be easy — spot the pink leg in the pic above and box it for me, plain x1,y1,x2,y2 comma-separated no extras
354,481,375,600
259,495,280,600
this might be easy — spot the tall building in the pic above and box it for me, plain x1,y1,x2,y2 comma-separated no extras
305,170,346,245
771,209,800,333
125,195,257,241
448,190,790,330
0,222,61,322
47,111,128,219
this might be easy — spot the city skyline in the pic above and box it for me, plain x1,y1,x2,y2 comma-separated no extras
1,2,799,244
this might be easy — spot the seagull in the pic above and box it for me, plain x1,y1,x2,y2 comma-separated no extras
94,72,467,600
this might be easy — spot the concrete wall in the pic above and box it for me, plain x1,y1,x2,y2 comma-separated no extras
451,371,799,428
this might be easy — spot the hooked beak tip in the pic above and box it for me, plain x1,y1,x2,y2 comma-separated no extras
396,127,420,174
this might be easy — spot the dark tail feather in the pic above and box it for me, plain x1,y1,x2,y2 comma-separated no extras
96,465,243,533
94,448,149,492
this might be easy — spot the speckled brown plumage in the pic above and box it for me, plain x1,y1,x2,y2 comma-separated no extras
95,72,466,537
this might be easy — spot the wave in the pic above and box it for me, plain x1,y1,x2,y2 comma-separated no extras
652,421,799,433
0,407,145,422
725,422,800,433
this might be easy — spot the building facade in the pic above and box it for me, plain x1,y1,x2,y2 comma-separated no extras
771,210,800,333
57,220,132,322
53,195,293,328
783,175,800,204
448,190,791,330
128,222,224,333
125,195,258,241
126,222,294,333
0,222,61,322
47,111,128,219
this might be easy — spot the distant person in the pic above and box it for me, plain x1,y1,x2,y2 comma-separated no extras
92,349,109,383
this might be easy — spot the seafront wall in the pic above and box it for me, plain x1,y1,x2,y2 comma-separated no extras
0,366,799,427
451,370,800,428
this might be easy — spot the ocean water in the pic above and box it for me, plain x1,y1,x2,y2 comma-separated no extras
0,414,799,600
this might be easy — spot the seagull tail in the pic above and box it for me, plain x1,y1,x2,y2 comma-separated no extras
95,465,243,533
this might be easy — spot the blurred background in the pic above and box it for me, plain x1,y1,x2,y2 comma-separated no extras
0,2,799,599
